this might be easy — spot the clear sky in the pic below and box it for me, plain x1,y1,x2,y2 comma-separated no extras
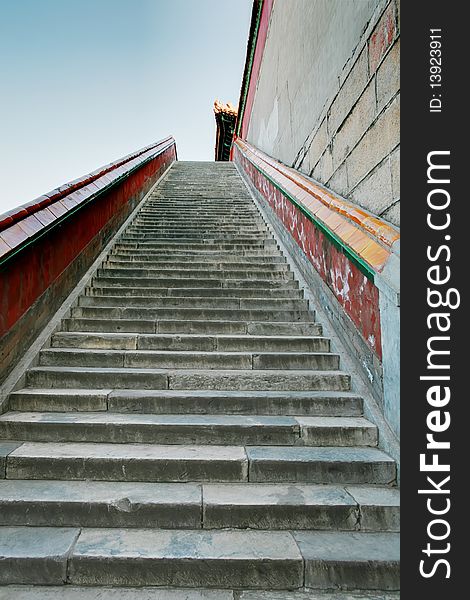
0,0,252,214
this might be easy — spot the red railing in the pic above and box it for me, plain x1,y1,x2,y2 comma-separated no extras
0,136,176,381
0,136,175,263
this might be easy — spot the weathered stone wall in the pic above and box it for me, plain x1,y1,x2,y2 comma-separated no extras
246,0,400,226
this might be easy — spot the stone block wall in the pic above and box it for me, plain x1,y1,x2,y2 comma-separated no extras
246,0,400,226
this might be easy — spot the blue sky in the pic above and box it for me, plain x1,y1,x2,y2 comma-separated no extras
0,0,252,213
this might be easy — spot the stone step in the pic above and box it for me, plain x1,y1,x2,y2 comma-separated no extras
70,306,313,323
0,481,399,530
4,442,393,484
0,160,399,593
26,367,350,391
96,268,291,280
99,269,292,282
128,225,267,232
0,588,402,600
133,219,262,226
0,526,80,585
110,247,281,256
293,531,400,590
120,237,273,247
52,333,329,352
127,218,262,224
150,203,254,206
78,296,308,311
9,389,363,416
112,242,278,251
138,205,257,210
120,232,270,241
203,484,399,532
91,276,299,289
86,286,303,299
108,252,287,263
39,349,340,371
0,527,399,588
62,319,323,336
102,260,289,272
141,205,257,209
136,214,260,219
0,413,376,447
135,206,258,211
120,222,269,229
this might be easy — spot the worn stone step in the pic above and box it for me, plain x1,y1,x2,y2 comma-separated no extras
56,332,327,351
202,484,399,531
0,159,400,593
0,413,298,445
0,589,401,600
0,588,237,600
78,296,307,311
70,307,313,323
128,226,267,233
3,443,392,484
131,212,258,217
5,442,249,482
293,531,400,590
26,367,350,391
246,446,396,484
0,413,375,447
138,207,258,212
119,237,273,247
0,526,80,585
91,276,299,289
39,349,340,371
137,213,259,218
108,252,287,263
0,481,202,528
0,527,398,588
96,267,291,280
112,242,277,251
140,207,256,212
132,222,263,229
0,481,399,530
52,333,329,352
9,389,363,416
62,318,323,336
102,260,288,272
68,528,304,587
86,286,303,299
109,249,282,259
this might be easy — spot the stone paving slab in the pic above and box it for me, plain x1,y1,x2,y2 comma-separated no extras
346,486,400,531
0,527,80,585
238,592,400,599
68,528,303,588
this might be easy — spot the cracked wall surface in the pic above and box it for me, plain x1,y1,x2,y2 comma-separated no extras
246,0,400,226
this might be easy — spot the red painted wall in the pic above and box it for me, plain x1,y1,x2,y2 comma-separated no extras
234,143,382,359
0,144,175,341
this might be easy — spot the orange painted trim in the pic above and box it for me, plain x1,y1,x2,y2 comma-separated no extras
235,138,399,273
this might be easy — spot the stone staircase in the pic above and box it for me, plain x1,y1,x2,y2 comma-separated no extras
0,162,399,597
